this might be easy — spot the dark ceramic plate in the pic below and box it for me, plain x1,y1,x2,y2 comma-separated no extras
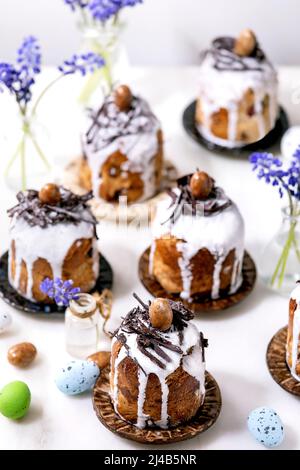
182,101,289,156
93,366,222,444
0,251,113,315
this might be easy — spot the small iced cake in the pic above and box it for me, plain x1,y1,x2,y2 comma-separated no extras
110,294,207,429
287,283,300,381
8,184,99,303
196,29,278,148
80,84,164,203
150,171,245,301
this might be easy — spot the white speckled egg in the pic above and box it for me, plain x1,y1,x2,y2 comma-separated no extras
0,312,12,333
281,126,300,162
55,360,100,395
247,407,284,448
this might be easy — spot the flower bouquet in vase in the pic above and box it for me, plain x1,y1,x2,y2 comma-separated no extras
0,37,104,191
63,0,143,106
250,150,300,295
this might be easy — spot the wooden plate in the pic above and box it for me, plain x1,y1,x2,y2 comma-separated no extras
0,251,113,315
182,101,289,157
63,159,178,224
266,326,300,396
138,247,256,313
93,366,222,445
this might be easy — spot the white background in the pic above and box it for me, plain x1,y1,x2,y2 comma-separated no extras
0,0,300,66
0,65,299,450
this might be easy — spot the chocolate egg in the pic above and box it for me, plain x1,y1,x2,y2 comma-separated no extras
39,183,61,205
0,381,31,420
7,342,37,368
234,29,257,57
190,171,214,200
114,85,132,111
149,298,173,331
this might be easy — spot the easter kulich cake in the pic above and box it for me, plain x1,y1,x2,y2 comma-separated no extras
8,184,99,303
287,283,300,381
196,29,278,148
80,84,164,203
150,171,245,301
110,295,208,429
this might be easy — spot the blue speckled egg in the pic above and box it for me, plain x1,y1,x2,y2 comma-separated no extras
55,360,100,395
247,407,284,448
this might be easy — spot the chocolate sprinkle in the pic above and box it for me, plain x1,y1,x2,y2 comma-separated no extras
202,36,270,72
113,293,207,370
163,174,232,225
7,187,97,230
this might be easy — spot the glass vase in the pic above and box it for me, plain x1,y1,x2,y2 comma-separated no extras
4,113,52,192
260,207,300,296
77,18,129,107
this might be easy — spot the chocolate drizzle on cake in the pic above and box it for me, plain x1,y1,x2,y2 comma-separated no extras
113,293,207,371
163,174,232,225
203,36,267,72
85,93,158,153
8,187,97,229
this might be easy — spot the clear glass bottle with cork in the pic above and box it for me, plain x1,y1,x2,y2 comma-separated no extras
65,293,100,358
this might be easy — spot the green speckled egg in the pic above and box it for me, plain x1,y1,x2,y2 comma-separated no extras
0,381,31,419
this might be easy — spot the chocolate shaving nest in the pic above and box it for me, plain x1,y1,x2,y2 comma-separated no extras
203,36,270,72
163,174,232,225
113,293,208,371
85,93,158,152
7,187,97,229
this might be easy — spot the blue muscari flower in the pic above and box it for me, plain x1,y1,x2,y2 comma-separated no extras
40,277,80,307
89,0,143,21
249,151,300,201
64,0,89,11
58,52,105,76
17,36,41,74
0,36,41,106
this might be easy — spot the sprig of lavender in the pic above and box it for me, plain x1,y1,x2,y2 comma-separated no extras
40,278,81,307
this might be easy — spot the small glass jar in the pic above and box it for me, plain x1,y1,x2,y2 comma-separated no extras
259,207,300,296
65,293,100,358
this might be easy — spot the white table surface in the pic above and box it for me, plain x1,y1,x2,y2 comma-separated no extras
0,66,299,451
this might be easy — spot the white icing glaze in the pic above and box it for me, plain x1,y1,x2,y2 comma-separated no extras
288,285,300,381
82,96,161,202
110,320,205,429
9,212,99,302
197,52,278,148
150,190,245,300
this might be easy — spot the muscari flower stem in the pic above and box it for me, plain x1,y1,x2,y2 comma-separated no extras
78,38,113,105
